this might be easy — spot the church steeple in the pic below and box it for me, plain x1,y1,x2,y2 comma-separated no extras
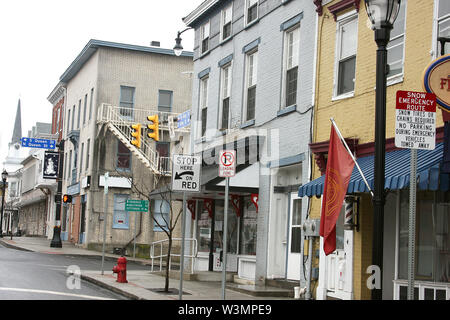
11,99,22,145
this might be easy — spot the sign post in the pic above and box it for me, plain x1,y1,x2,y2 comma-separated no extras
218,150,236,300
171,154,201,300
125,200,149,258
395,90,436,300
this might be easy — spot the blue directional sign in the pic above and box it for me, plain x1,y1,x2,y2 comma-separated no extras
21,137,56,149
177,110,191,129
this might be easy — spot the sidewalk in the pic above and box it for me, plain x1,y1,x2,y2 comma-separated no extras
0,236,294,300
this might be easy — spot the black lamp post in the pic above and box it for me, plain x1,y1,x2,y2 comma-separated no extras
50,140,65,248
1,169,8,238
364,0,401,300
173,27,193,57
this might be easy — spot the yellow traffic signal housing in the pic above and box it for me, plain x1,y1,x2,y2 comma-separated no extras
62,194,72,203
147,115,159,142
131,123,142,148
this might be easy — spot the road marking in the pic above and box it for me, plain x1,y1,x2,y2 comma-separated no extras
0,287,115,300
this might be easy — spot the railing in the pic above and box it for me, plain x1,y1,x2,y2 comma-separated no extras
97,104,190,132
150,238,198,274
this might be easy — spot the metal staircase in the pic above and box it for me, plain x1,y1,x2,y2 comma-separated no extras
97,104,189,176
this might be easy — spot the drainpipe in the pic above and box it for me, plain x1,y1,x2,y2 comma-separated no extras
305,236,313,300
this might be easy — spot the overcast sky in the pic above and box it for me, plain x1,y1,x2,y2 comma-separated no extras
0,0,200,166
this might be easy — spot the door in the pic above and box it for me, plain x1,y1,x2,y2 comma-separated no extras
324,205,354,300
287,193,303,280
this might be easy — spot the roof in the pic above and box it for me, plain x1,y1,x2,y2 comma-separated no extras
59,39,194,83
298,142,448,197
183,0,220,26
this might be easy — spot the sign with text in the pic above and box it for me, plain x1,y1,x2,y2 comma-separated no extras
125,199,149,212
219,150,236,177
177,110,191,129
395,90,436,150
21,137,56,149
171,154,201,192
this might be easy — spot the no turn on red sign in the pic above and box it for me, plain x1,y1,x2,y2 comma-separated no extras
395,90,436,150
219,150,236,178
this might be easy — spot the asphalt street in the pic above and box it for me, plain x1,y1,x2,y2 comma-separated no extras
0,242,148,300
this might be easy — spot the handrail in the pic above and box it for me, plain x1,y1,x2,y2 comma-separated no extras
150,238,198,274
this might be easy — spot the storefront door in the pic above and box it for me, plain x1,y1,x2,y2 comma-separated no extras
287,193,303,280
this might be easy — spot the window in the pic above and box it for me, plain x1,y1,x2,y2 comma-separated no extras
89,88,94,120
219,64,232,130
284,26,300,107
83,94,87,125
80,143,84,175
158,90,173,123
398,190,449,283
55,107,60,134
239,197,258,255
199,76,209,137
117,139,131,170
71,105,75,131
64,153,67,180
200,21,210,54
119,86,135,119
77,99,81,129
153,199,169,232
221,4,232,41
437,0,450,55
290,199,302,253
387,1,406,79
113,194,129,229
245,50,257,121
67,109,71,135
68,150,72,182
86,139,90,171
246,0,258,25
335,14,358,97
156,142,170,172
196,200,212,252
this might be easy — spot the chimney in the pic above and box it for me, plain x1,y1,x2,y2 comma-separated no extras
150,41,160,47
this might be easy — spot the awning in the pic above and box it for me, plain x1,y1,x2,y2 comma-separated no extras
299,142,449,197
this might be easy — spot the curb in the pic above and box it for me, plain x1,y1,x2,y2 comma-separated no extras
80,273,144,300
0,239,34,252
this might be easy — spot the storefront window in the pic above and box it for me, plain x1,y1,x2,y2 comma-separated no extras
240,197,258,255
398,190,449,283
215,200,238,254
196,200,211,253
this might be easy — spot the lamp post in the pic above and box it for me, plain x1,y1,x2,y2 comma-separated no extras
364,0,401,300
1,169,8,238
173,27,193,57
50,140,65,248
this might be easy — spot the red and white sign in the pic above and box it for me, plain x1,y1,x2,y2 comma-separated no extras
395,90,436,150
219,150,236,177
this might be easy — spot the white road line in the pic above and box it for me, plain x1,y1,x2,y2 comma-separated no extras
0,287,115,300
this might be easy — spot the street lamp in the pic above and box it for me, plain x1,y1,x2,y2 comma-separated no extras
364,0,401,300
1,169,8,238
173,27,193,57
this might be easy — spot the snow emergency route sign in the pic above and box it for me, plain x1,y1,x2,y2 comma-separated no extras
219,150,236,177
171,154,201,192
395,90,436,150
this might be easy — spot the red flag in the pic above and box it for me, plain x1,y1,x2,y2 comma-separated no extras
320,125,355,255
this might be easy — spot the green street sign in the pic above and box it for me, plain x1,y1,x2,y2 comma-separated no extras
125,199,149,212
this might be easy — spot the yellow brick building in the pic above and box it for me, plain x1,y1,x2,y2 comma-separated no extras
301,0,449,300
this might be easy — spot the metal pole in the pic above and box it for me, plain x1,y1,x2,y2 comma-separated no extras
101,172,109,275
133,212,137,259
51,140,64,247
221,177,229,300
372,27,391,300
407,149,417,299
0,180,5,238
179,192,187,300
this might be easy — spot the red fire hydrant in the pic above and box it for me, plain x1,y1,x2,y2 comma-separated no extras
112,256,128,283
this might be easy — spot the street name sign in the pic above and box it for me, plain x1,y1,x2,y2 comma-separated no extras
177,110,191,129
172,154,201,192
219,150,236,177
395,90,436,150
125,199,149,212
21,137,56,149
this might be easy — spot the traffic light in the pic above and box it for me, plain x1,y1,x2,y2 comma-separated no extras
130,123,142,148
147,115,159,142
62,194,72,203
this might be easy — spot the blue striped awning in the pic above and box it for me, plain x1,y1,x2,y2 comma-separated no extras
298,142,449,197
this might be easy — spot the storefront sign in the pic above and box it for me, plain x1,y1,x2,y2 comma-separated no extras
423,53,450,114
395,90,436,150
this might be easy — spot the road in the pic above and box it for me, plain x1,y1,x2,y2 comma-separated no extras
0,242,148,300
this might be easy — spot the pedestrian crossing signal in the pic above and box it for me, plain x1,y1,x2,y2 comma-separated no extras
147,115,159,142
130,123,142,148
62,194,72,203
